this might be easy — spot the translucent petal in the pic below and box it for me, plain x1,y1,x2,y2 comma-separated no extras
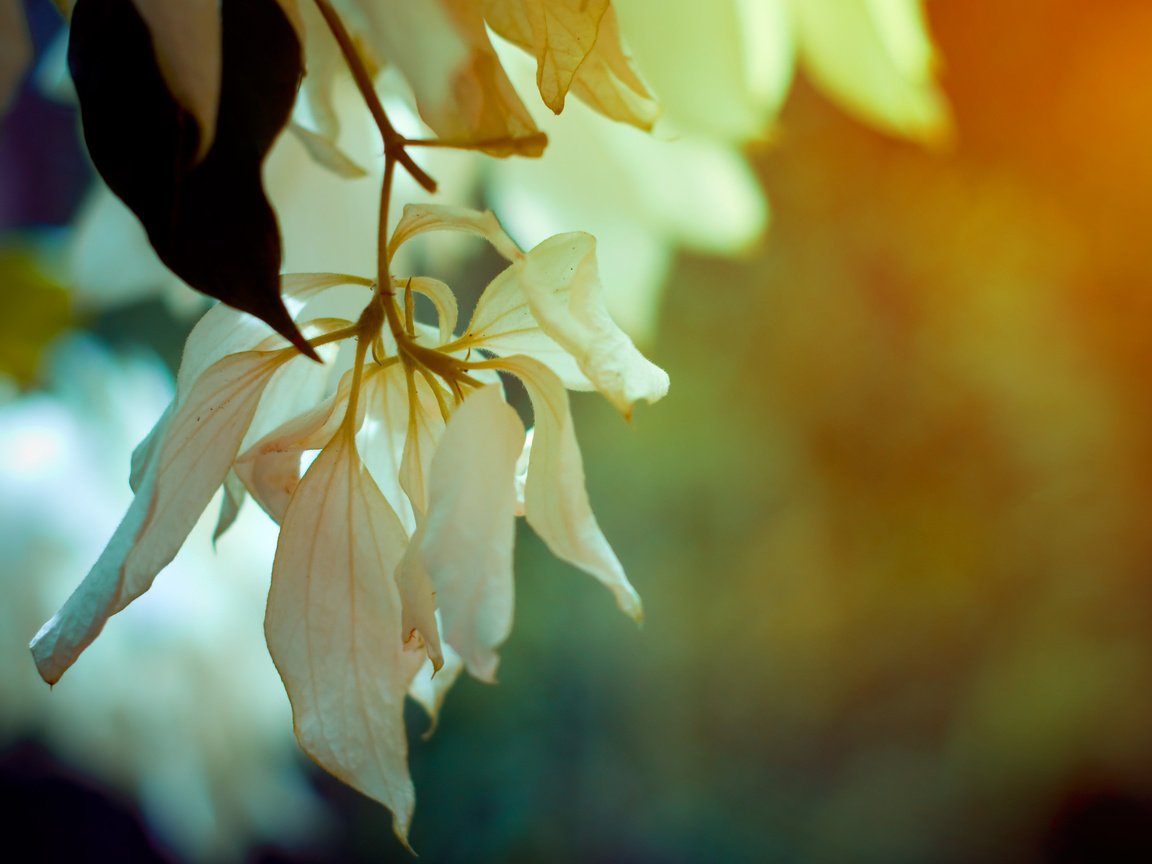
213,469,246,542
408,641,464,737
32,349,290,684
516,232,669,415
397,385,523,681
286,122,368,178
463,266,593,390
389,202,522,263
235,370,355,523
790,0,952,145
490,355,642,619
266,432,424,845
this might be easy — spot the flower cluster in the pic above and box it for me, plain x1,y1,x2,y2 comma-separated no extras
31,202,668,840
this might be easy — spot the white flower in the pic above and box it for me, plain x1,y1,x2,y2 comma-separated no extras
32,203,668,843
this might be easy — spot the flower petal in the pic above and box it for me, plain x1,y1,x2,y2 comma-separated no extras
235,369,355,523
491,355,642,620
408,642,464,737
397,385,524,681
389,202,523,263
517,232,668,416
265,432,424,844
31,349,290,684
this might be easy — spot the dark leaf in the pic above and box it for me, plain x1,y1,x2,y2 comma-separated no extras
69,0,316,359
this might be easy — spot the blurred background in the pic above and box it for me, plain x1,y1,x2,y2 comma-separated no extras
5,0,1152,861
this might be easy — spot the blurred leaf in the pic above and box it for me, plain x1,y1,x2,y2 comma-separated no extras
0,248,73,385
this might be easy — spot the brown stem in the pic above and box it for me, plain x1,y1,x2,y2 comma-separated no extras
312,0,437,193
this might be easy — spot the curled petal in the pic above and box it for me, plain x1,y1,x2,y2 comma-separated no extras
518,232,668,416
486,355,642,620
389,202,523,263
235,369,355,523
32,349,290,684
397,385,524,681
464,266,591,390
395,276,458,345
408,642,464,738
266,432,425,846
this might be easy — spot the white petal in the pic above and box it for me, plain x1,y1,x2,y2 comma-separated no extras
213,469,246,542
397,385,524,681
408,642,463,737
398,370,448,517
31,349,289,684
494,355,642,620
464,266,593,390
265,432,423,844
395,276,458,345
286,122,369,178
517,232,669,416
389,203,523,263
235,370,355,523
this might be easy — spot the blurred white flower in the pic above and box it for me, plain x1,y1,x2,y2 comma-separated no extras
0,337,320,862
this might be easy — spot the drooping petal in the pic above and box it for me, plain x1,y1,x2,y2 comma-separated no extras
484,0,658,129
175,272,362,402
235,369,356,523
408,641,464,737
396,385,524,681
464,265,592,390
790,0,952,146
213,469,247,542
395,276,458,345
31,349,290,684
398,369,449,517
265,431,425,844
350,0,544,156
389,203,523,263
490,355,642,620
516,232,669,416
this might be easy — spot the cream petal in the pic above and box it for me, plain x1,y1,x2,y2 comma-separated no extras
517,232,668,415
388,203,523,263
408,641,464,737
394,276,459,345
397,385,523,681
235,370,356,523
790,0,952,146
265,432,424,845
213,469,247,542
492,355,642,620
286,122,369,178
358,365,416,528
399,370,449,517
31,349,290,684
175,273,367,402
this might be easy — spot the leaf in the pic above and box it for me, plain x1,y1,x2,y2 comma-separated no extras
32,349,291,684
68,0,315,358
265,432,424,845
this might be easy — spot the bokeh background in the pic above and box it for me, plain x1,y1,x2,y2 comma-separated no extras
6,1,1152,861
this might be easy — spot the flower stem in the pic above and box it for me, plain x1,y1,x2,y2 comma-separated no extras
311,0,436,193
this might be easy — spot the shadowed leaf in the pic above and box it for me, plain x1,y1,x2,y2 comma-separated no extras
68,0,315,358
